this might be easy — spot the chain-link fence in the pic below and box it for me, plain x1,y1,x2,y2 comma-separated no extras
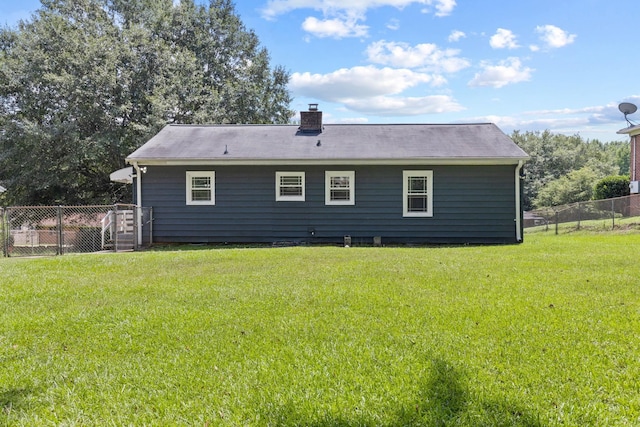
1,205,152,257
525,194,640,233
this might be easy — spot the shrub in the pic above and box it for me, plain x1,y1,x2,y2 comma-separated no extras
593,175,630,200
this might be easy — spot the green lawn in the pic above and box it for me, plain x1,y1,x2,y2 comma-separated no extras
1,233,639,426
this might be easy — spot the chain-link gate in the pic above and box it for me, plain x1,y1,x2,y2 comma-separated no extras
2,205,152,257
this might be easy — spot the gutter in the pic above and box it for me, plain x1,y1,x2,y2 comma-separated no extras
124,157,528,167
515,160,524,242
633,136,636,182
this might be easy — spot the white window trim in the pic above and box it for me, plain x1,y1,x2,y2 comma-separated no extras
325,171,355,205
186,171,215,205
403,170,433,217
276,171,305,201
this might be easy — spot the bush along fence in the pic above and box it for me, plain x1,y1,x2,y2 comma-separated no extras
525,194,640,234
1,205,152,257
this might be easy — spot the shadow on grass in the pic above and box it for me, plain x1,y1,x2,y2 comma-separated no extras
263,358,542,426
0,388,31,417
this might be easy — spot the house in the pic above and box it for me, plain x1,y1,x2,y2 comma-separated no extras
126,106,529,245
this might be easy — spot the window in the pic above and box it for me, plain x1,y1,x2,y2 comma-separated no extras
186,171,215,205
276,172,305,201
325,171,355,205
403,170,433,217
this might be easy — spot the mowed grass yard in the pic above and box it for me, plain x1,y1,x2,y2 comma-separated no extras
1,232,639,426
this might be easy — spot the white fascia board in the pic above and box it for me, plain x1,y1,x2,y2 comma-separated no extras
127,157,528,167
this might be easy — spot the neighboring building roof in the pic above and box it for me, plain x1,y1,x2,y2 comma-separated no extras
617,124,640,136
127,123,529,165
109,166,134,184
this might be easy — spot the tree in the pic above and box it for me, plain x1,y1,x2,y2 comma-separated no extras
0,0,293,205
512,130,625,210
533,166,599,208
593,175,630,200
602,141,630,176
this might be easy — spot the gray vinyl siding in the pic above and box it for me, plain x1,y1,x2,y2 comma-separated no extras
141,164,519,244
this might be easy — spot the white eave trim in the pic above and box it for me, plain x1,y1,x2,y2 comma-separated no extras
126,157,529,166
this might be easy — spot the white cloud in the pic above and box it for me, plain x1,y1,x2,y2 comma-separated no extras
366,40,470,73
302,16,368,38
535,25,576,49
468,57,533,88
289,65,463,116
261,1,457,38
290,66,444,100
386,18,400,30
261,0,457,20
421,0,456,17
340,95,464,115
448,30,466,42
490,28,519,49
468,98,640,136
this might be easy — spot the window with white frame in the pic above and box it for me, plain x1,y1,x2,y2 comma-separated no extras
325,171,355,205
403,170,433,217
186,171,215,205
276,172,305,201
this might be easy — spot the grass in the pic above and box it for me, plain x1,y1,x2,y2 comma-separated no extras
1,232,639,425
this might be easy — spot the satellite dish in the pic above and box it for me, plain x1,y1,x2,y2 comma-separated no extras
619,102,638,127
619,102,637,115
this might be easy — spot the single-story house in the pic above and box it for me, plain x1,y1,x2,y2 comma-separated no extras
126,106,529,245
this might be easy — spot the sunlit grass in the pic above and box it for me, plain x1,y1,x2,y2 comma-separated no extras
1,233,640,425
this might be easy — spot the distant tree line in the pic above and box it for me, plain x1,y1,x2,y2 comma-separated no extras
0,0,292,206
512,130,630,210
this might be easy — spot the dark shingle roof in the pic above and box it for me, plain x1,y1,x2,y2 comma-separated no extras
126,123,528,164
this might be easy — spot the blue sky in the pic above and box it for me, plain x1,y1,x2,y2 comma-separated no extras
2,0,639,141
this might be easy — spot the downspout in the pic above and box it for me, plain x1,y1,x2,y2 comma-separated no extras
132,161,143,246
632,136,636,182
515,160,524,242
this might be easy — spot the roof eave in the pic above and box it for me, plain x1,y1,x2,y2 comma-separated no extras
617,125,640,136
126,157,529,166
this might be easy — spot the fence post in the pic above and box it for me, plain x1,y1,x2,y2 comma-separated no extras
57,206,63,255
555,210,559,235
1,208,5,257
612,198,615,229
149,207,153,245
114,204,119,252
133,205,138,250
577,202,581,230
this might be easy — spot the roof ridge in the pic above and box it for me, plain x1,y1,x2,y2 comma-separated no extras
167,122,496,127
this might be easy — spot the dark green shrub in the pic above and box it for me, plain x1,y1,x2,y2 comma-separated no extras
593,175,630,200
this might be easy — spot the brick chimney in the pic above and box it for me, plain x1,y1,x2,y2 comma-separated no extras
299,104,322,133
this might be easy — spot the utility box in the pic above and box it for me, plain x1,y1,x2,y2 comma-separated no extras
630,181,639,194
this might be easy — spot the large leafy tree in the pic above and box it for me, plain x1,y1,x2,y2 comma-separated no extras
0,0,293,205
533,166,600,208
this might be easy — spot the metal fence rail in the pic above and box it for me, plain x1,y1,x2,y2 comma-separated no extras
1,205,152,257
525,194,640,233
